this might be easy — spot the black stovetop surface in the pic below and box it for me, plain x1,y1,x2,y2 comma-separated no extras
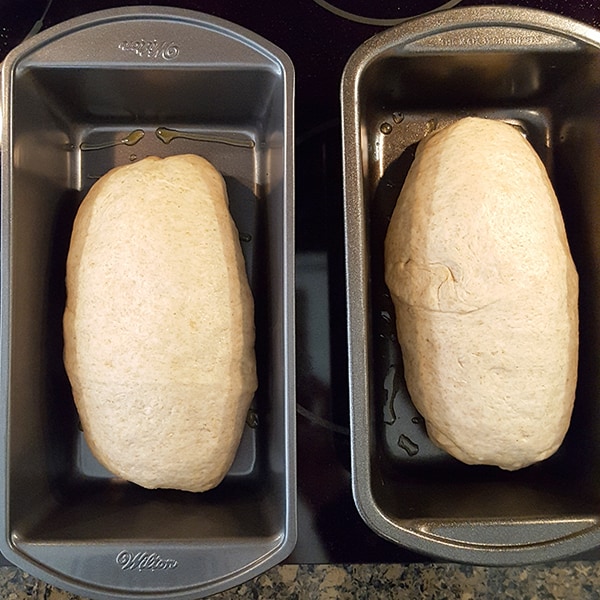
1,0,599,566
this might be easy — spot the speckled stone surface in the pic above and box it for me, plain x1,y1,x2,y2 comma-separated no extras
2,562,600,599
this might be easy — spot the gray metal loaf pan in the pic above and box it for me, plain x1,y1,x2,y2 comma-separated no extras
342,6,600,564
0,7,295,599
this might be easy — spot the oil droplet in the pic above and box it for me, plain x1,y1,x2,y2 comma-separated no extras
398,434,419,457
129,153,137,162
383,365,400,425
508,121,528,138
392,112,404,124
381,310,392,325
380,334,397,342
411,416,423,425
379,310,397,342
424,118,438,136
80,129,145,151
246,408,259,428
380,122,393,135
239,232,252,243
155,127,255,148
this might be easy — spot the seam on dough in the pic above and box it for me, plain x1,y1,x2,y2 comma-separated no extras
391,289,501,316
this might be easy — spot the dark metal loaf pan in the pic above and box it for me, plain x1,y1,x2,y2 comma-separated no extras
0,6,295,598
342,6,600,565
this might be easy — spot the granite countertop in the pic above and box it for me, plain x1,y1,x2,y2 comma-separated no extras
2,561,600,599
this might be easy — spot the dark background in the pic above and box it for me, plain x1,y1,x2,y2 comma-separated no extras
1,0,599,564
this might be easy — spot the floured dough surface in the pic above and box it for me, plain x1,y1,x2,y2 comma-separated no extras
384,117,578,470
63,154,257,491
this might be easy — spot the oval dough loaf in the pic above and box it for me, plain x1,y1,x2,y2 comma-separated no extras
63,154,257,491
384,117,578,470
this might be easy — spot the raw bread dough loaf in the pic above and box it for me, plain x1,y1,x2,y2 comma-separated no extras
63,154,257,491
384,117,578,470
